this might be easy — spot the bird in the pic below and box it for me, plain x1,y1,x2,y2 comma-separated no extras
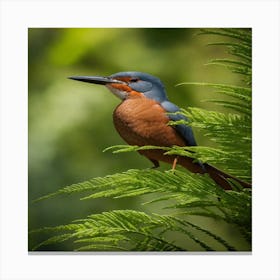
69,71,251,190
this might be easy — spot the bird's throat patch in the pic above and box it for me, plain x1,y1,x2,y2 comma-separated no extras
106,83,130,100
106,83,144,100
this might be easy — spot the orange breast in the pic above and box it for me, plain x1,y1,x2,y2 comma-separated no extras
113,97,186,147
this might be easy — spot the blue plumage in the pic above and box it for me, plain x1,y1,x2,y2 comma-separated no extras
110,71,197,147
161,100,197,146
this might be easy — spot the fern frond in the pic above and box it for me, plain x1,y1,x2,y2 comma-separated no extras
177,83,251,110
30,28,252,252
204,99,251,116
199,28,251,86
32,234,74,251
206,60,251,78
207,42,251,63
199,28,251,46
32,167,250,240
32,210,246,251
35,168,223,204
207,58,251,69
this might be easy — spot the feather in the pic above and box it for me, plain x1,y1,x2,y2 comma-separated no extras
160,100,197,146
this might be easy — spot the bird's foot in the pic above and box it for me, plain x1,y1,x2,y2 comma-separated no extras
172,157,178,171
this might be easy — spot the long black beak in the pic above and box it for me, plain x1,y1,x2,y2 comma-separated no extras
68,76,125,85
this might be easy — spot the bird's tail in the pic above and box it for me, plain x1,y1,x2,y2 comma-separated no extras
177,156,251,190
204,163,251,190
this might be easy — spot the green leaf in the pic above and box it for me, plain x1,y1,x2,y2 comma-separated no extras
30,28,252,252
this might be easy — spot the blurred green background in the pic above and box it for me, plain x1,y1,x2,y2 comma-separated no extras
28,28,248,250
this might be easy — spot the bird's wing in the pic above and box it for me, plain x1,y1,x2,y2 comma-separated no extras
160,100,197,146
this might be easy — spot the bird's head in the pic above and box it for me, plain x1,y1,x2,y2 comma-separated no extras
69,71,168,103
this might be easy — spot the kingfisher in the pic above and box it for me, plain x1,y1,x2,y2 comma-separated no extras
69,71,251,190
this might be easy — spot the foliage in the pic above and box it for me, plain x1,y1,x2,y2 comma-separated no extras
32,168,251,251
30,28,252,251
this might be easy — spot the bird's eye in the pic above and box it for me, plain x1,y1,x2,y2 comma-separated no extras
130,78,139,83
